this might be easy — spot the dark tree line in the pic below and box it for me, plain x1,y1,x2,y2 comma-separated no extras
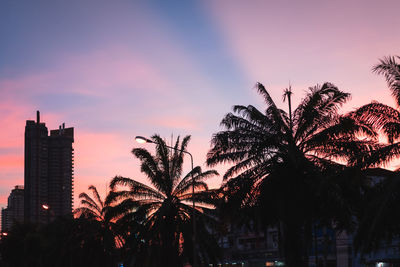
1,56,400,267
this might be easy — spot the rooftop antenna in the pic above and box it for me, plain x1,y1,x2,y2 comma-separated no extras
36,110,40,124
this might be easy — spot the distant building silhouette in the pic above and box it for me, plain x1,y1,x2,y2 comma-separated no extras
1,186,24,232
24,111,74,223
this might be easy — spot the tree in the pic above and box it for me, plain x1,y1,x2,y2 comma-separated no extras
0,218,120,267
355,56,400,163
352,56,400,253
106,135,220,267
0,222,46,267
207,82,376,266
74,185,122,265
374,56,400,106
75,185,107,221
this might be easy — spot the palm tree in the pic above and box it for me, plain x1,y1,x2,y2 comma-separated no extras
355,56,400,162
74,185,122,265
74,185,106,221
352,56,400,253
374,56,400,106
106,135,219,267
207,82,376,267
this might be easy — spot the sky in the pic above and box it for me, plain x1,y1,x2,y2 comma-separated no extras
1,0,400,209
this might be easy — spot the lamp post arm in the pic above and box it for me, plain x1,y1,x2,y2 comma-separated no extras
163,144,193,162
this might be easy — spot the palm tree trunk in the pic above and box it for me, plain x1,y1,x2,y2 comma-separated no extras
282,220,306,267
314,223,319,266
303,222,312,267
162,221,180,267
288,94,292,132
323,226,328,267
278,221,284,260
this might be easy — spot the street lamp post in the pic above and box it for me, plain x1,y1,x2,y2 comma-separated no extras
135,136,197,267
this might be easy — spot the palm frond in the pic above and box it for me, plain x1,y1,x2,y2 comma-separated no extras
109,176,165,201
78,192,98,208
104,198,141,221
302,116,377,154
361,142,400,168
179,189,220,208
373,56,400,106
89,185,104,210
207,122,280,168
256,83,289,132
79,199,102,216
131,148,166,193
152,135,171,187
177,168,217,192
224,152,275,180
74,207,102,220
294,83,350,143
382,122,400,144
354,102,400,136
170,135,184,189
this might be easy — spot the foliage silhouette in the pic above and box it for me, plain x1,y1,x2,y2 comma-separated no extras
207,82,377,266
106,134,220,267
74,185,123,259
0,218,120,267
353,56,400,253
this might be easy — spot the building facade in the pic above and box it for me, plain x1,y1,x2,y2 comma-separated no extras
1,186,24,232
24,111,74,223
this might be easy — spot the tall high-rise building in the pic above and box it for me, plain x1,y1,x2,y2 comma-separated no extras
24,111,74,223
1,185,24,232
48,126,74,217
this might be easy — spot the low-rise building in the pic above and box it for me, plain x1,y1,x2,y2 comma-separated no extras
1,185,24,232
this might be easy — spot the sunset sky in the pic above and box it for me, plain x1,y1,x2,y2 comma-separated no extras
1,0,400,208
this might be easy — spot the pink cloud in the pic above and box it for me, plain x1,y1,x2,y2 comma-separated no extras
146,116,201,131
0,73,54,98
0,100,35,145
0,155,23,170
0,49,175,100
58,48,175,96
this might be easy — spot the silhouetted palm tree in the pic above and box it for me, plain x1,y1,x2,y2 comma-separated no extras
106,135,219,267
207,82,376,267
75,185,106,221
355,56,400,163
353,56,400,253
375,56,400,105
74,185,122,263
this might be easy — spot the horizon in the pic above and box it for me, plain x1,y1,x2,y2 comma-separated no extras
1,0,400,209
